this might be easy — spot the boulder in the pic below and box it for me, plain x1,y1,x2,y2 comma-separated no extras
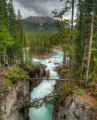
48,60,52,63
47,69,50,78
43,64,46,70
55,63,59,65
39,68,44,78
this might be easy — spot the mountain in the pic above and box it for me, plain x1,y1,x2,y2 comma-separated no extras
23,16,54,25
22,16,57,36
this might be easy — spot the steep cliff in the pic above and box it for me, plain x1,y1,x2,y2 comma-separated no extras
53,94,97,120
53,65,97,120
0,63,46,120
0,81,30,120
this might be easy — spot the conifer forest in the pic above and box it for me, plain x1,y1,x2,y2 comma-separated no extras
0,0,97,120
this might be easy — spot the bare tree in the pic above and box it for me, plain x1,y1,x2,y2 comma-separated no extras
86,0,95,87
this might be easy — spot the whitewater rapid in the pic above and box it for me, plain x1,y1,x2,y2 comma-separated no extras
29,50,64,120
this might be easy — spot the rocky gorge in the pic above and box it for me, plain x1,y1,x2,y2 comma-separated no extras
0,63,46,120
0,50,97,120
53,94,97,120
52,65,97,120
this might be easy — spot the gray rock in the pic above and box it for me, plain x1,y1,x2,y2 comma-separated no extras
53,95,95,120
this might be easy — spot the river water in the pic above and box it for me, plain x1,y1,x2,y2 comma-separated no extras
29,50,64,120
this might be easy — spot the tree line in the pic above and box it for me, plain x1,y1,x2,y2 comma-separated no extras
0,0,25,67
1,0,97,85
0,0,64,66
52,0,97,83
28,31,64,56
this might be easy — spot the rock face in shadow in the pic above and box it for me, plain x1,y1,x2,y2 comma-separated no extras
28,63,46,78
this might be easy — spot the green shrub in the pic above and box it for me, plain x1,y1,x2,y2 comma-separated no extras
19,62,32,71
5,78,12,86
5,68,29,84
60,81,78,93
74,88,85,95
8,65,17,72
92,91,97,96
0,82,10,91
94,101,97,106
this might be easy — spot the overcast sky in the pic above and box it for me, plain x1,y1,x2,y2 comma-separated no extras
13,0,68,19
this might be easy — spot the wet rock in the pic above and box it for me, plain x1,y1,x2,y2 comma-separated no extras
55,63,59,65
39,68,44,78
43,70,46,77
56,66,62,74
48,61,52,63
43,64,46,69
47,69,50,78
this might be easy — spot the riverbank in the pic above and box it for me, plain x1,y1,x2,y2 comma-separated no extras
53,45,63,52
33,51,57,59
33,45,63,59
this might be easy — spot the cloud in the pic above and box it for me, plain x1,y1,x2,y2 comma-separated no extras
13,0,65,18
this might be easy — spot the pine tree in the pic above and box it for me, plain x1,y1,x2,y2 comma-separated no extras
16,9,24,62
0,0,26,66
7,0,17,63
73,0,93,80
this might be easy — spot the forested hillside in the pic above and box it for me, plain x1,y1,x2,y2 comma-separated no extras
0,0,97,120
0,0,97,84
52,0,97,83
22,16,57,40
28,31,64,55
0,0,25,66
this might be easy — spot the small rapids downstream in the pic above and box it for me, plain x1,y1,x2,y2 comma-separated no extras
29,50,64,120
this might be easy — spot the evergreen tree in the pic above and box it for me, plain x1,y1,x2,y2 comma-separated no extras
0,0,25,65
74,0,96,80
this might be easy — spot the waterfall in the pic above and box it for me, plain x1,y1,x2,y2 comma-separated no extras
29,50,64,120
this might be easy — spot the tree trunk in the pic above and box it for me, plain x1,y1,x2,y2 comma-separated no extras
70,0,74,88
86,0,95,87
71,0,74,31
81,39,88,80
4,47,6,74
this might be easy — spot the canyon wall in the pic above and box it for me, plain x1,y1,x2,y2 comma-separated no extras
53,65,97,120
0,63,46,120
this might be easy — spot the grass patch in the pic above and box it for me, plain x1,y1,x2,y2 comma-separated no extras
74,88,85,95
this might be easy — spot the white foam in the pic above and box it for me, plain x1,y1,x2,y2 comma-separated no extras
29,50,64,120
